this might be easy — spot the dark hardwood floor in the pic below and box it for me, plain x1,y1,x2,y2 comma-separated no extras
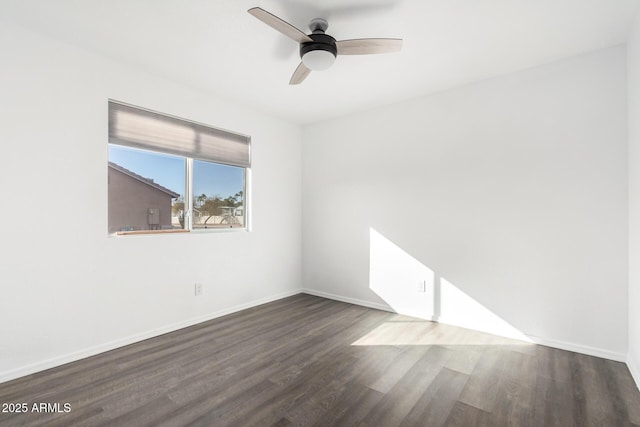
1,294,639,426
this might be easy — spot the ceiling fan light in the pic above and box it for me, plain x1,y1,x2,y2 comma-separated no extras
302,49,336,71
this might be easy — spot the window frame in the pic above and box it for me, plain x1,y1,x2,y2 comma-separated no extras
108,100,251,236
183,157,250,232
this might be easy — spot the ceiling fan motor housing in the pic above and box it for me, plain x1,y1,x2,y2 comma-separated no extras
300,33,337,70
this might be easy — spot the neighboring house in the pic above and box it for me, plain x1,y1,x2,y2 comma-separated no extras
108,162,180,233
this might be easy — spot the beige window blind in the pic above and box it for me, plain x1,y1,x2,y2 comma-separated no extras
108,100,251,168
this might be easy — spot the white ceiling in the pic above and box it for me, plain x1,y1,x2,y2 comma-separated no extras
2,0,639,124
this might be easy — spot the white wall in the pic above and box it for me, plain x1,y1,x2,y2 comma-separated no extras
302,46,628,359
0,22,302,382
628,13,640,387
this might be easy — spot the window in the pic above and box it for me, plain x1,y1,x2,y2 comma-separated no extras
107,100,250,235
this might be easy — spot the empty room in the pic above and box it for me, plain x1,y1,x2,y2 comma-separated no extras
1,0,640,426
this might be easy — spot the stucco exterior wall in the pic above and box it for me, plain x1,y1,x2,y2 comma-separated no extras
108,167,176,233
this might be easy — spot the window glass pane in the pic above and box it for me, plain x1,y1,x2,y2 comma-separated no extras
192,160,245,229
108,144,185,233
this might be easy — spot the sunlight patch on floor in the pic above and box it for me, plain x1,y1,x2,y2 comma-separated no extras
352,316,534,347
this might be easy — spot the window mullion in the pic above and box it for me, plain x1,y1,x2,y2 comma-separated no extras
186,157,194,230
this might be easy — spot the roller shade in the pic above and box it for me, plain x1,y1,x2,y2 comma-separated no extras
108,100,251,168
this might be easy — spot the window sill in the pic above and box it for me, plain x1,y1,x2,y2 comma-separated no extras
114,229,190,236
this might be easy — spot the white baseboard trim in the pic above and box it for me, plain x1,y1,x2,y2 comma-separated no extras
627,353,640,390
301,288,627,362
301,288,394,313
526,335,626,362
0,289,302,384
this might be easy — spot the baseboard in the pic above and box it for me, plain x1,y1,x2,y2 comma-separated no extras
526,335,626,362
301,288,394,313
628,353,640,390
301,288,627,363
0,289,302,384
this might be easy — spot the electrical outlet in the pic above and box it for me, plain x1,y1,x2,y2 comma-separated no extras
417,280,426,292
195,283,203,296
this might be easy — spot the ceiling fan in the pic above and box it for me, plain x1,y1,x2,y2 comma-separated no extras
248,7,402,85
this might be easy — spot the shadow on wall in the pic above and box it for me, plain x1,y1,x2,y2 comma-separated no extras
369,228,531,342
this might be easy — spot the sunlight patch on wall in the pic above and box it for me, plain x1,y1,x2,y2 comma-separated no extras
369,228,435,320
368,228,532,343
438,277,532,342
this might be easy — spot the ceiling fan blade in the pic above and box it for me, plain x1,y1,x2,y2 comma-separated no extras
289,62,311,85
248,7,312,44
336,38,403,55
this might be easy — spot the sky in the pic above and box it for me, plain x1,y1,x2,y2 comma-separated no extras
108,145,243,199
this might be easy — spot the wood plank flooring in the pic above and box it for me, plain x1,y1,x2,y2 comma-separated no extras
1,294,639,426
